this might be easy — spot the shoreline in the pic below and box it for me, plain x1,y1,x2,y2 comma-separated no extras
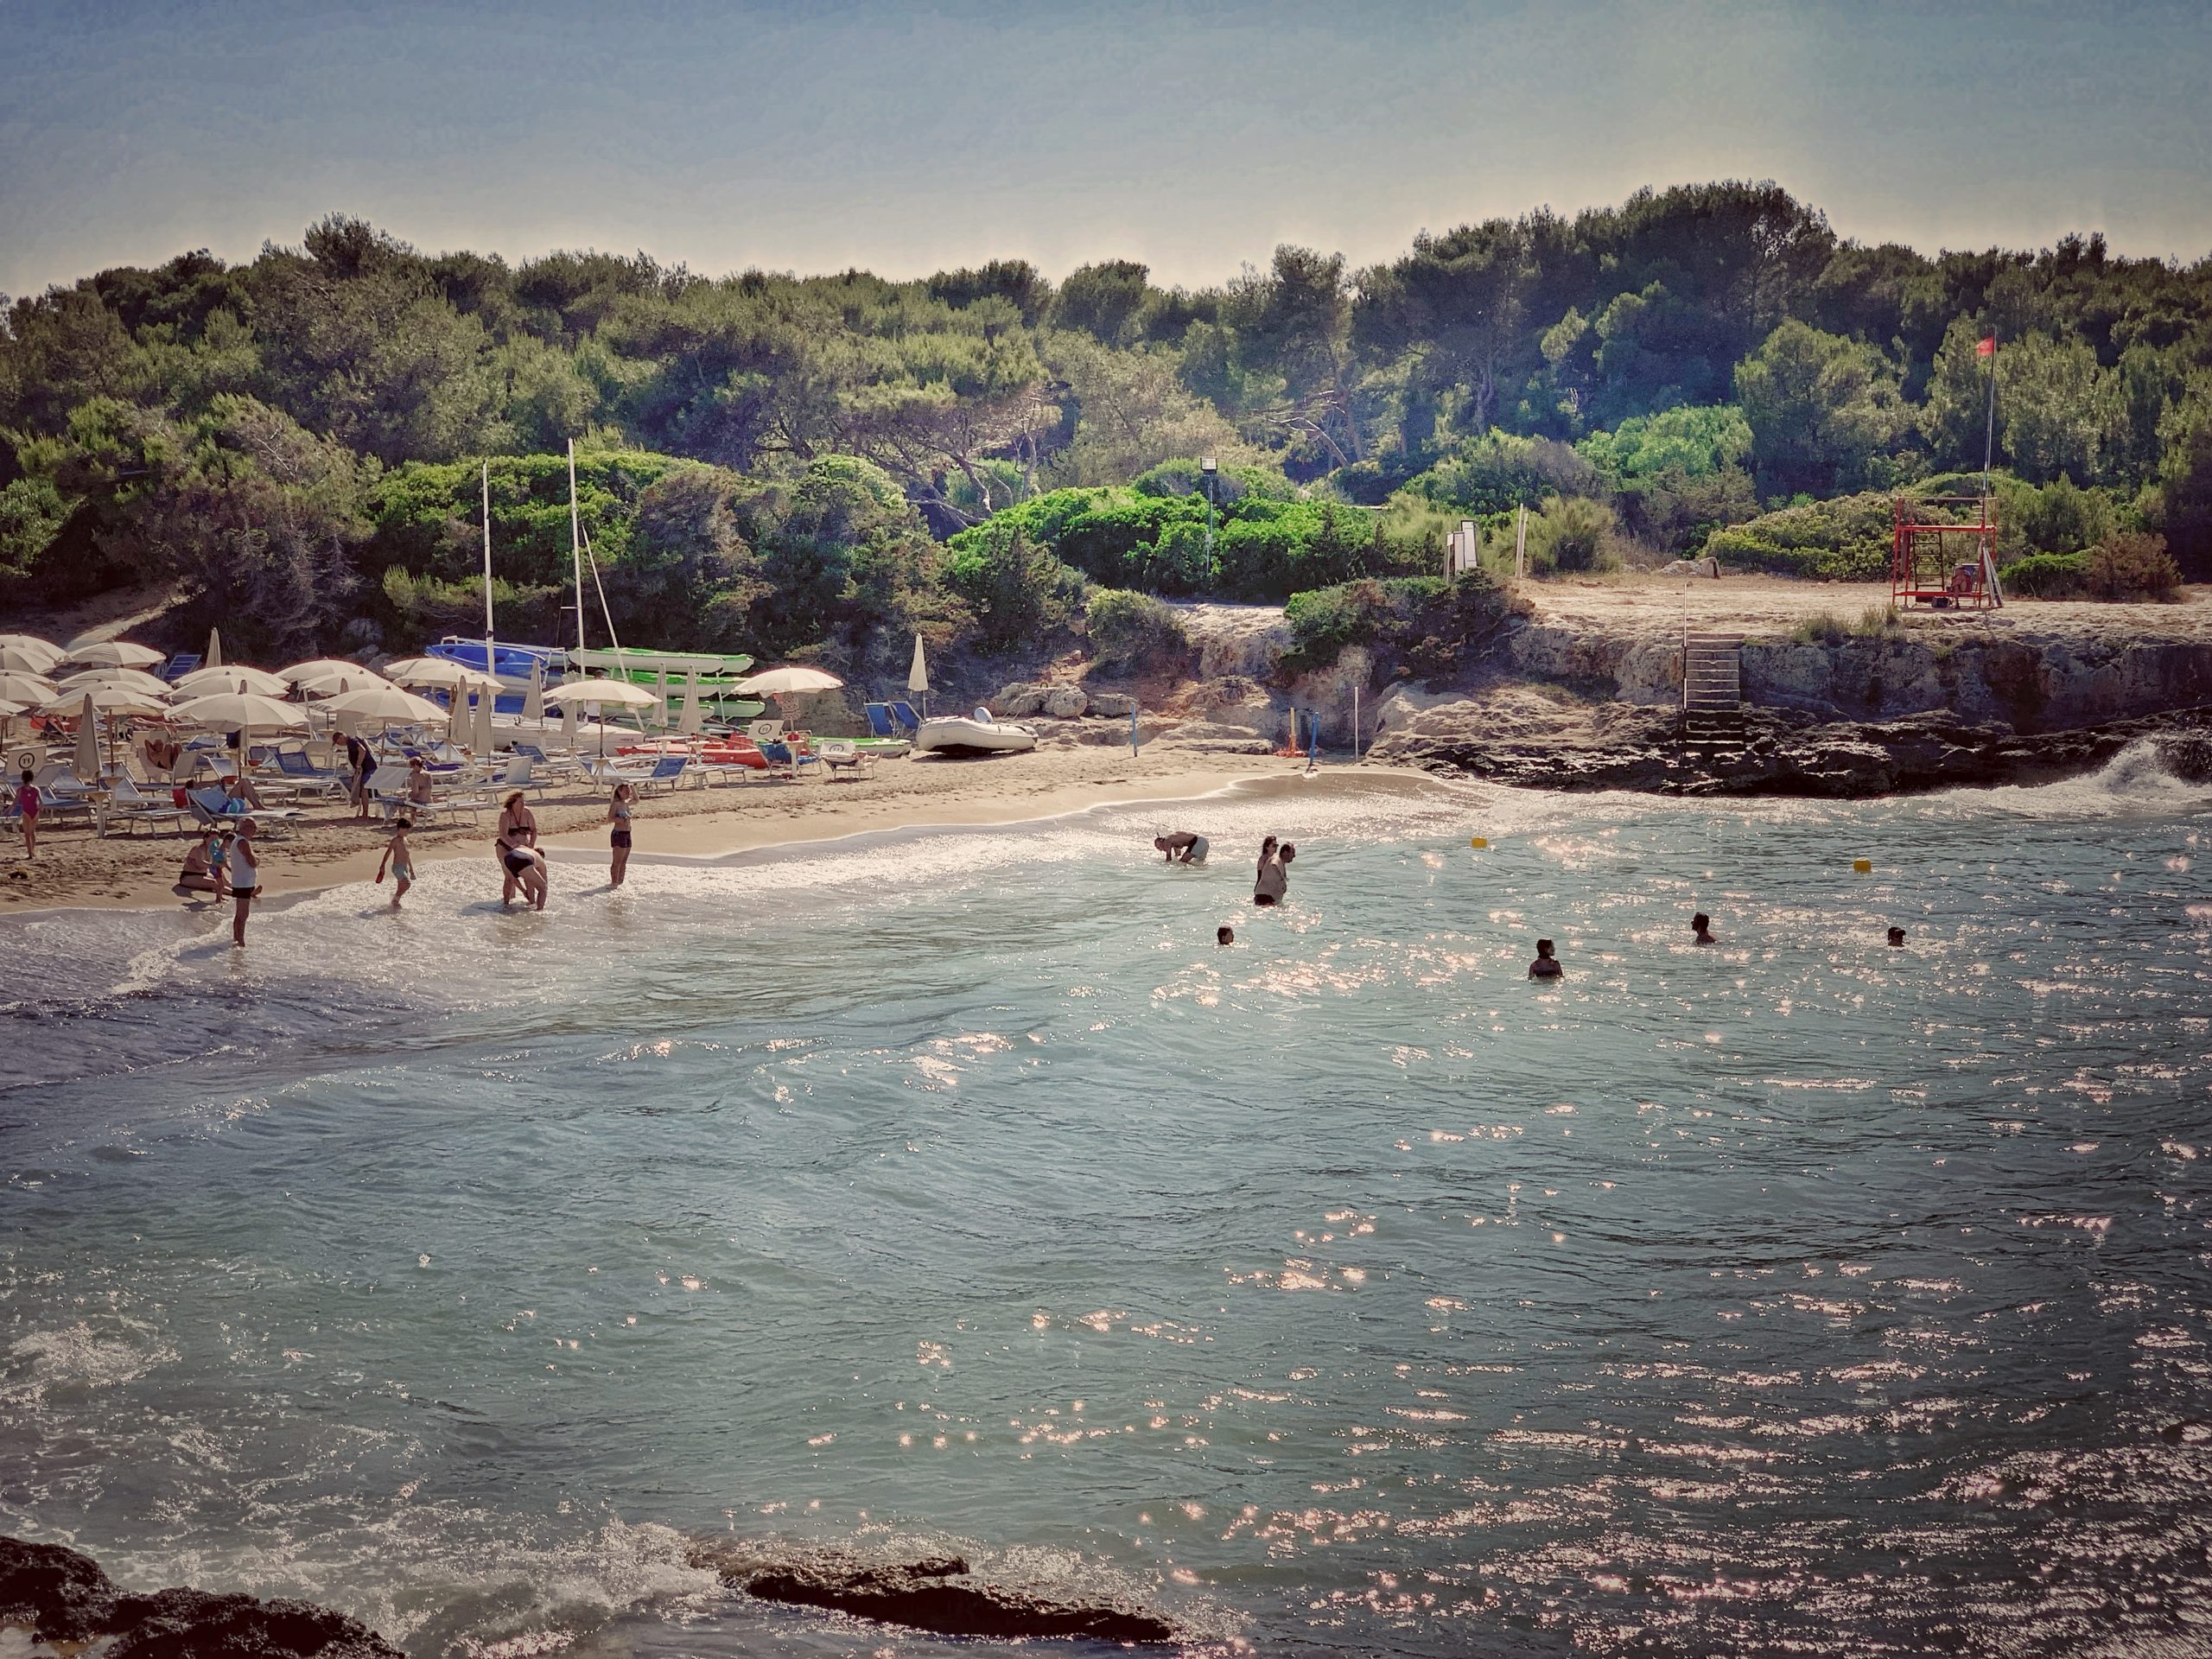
2,753,1432,918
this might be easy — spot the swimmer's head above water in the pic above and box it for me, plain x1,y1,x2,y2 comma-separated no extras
1217,925,1234,946
1887,925,1907,947
1692,912,1714,944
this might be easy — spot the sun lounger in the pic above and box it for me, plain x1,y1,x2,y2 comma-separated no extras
105,776,193,836
817,739,870,781
499,756,552,802
637,753,690,795
160,652,202,683
186,786,306,837
274,749,345,797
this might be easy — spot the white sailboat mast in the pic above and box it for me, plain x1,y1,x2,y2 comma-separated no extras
481,461,496,679
568,438,587,655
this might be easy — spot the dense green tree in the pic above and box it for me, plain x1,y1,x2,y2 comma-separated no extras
1736,321,1910,498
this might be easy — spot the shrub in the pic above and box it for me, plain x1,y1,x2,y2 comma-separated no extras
1522,495,1622,575
2086,531,2181,601
945,524,1089,652
1279,573,1510,680
1999,550,2089,598
1085,588,1189,674
1789,603,1900,644
1703,491,1893,581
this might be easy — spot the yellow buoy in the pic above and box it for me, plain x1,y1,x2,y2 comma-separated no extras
1853,858,1872,874
1471,836,1489,849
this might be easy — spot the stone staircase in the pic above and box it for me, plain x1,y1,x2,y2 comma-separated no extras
1681,632,1745,748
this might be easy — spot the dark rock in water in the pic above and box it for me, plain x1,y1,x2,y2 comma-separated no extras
0,1535,402,1657
2158,1419,2212,1445
0,1535,117,1643
690,1541,1180,1645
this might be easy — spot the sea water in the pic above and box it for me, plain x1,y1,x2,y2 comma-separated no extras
3,753,2211,1657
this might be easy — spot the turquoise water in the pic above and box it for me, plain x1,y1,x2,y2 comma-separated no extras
4,755,2212,1657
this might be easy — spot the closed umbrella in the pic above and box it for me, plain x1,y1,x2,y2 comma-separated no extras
677,672,702,737
907,633,929,716
523,663,544,723
474,682,496,754
63,639,166,669
173,664,289,696
73,694,101,782
205,627,224,671
560,693,579,749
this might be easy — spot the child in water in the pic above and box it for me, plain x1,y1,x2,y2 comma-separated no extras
377,817,415,910
1528,938,1562,978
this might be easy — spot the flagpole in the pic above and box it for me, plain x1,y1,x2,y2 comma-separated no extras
1980,332,1999,502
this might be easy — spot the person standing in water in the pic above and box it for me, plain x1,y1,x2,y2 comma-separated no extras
377,817,415,910
1528,938,1562,978
1692,912,1716,945
1253,836,1284,906
1887,925,1907,947
607,782,635,888
1154,830,1208,864
13,767,39,861
228,818,260,947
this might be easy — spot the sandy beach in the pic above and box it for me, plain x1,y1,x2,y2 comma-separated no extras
0,746,1348,914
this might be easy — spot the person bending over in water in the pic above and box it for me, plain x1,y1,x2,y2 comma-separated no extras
377,817,415,910
1886,925,1907,947
1154,830,1209,864
1217,925,1234,946
1692,912,1716,945
496,791,547,911
1528,938,1562,978
1253,837,1287,907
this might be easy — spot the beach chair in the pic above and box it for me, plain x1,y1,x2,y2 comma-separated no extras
105,776,193,836
184,786,304,836
887,701,923,736
160,652,202,683
636,753,690,795
499,755,552,802
274,748,345,798
754,737,820,780
864,703,905,741
817,739,870,782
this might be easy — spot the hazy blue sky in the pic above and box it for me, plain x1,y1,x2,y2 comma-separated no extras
3,0,2208,297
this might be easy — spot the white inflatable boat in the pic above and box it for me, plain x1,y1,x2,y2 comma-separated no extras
912,709,1039,755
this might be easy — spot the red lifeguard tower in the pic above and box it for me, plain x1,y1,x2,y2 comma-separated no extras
1892,495,2002,610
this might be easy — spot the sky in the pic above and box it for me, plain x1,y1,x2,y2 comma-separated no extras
3,0,2209,298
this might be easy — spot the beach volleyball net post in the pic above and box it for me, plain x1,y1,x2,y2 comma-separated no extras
1892,494,2001,611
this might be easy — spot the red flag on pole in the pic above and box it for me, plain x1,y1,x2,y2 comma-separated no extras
1976,335,1996,357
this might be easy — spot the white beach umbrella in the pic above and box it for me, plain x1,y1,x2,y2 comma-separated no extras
560,694,579,747
0,645,59,675
677,672,703,737
734,665,845,696
523,663,545,723
543,677,659,709
63,639,166,669
295,667,397,697
173,664,289,696
279,657,374,684
170,690,308,733
57,667,172,697
474,683,496,753
205,627,224,671
321,685,448,726
0,637,64,673
42,682,167,717
384,657,500,690
0,670,60,705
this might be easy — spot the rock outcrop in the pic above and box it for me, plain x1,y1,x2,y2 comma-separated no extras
687,1541,1179,1645
1373,697,2212,798
0,1535,402,1657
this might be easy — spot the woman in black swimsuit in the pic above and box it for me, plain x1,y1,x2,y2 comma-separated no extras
495,791,547,911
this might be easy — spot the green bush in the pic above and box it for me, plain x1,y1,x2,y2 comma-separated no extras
1279,573,1509,680
1522,494,1622,575
2087,531,2181,601
944,523,1089,652
1999,550,2089,597
1703,491,1894,580
1085,587,1189,673
1789,602,1900,644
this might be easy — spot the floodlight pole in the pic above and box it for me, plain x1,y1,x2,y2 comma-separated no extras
1200,456,1218,569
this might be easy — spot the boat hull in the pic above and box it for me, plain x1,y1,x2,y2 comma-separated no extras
913,717,1037,755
